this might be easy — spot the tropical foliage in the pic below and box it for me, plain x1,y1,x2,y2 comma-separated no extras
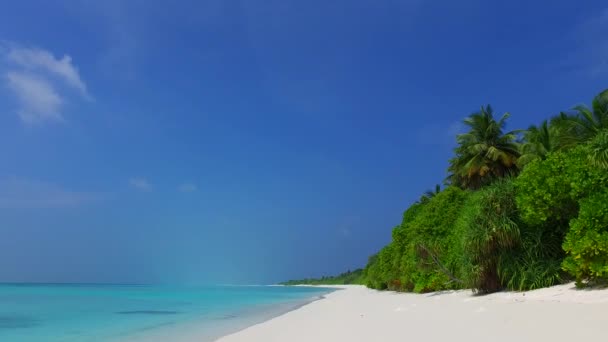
391,186,468,292
559,89,608,144
362,188,469,292
588,130,608,169
562,190,608,286
457,179,521,293
284,89,608,291
514,146,602,227
448,105,520,190
517,120,560,167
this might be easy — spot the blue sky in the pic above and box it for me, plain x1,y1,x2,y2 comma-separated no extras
0,0,607,284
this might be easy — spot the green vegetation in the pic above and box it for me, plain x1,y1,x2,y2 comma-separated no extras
361,188,468,292
515,147,590,227
517,120,560,167
589,130,608,169
391,186,468,292
280,269,364,285
458,179,521,293
563,190,608,286
559,89,608,144
283,89,608,292
447,105,520,190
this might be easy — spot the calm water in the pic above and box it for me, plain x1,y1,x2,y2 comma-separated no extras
0,284,333,342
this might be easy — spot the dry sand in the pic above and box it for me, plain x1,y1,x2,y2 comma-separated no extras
217,284,608,342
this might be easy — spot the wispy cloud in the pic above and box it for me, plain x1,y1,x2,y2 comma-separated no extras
6,72,63,123
178,183,197,193
0,178,99,209
129,177,152,192
7,46,91,98
2,44,91,124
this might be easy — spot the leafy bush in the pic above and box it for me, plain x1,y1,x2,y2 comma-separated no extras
362,187,469,292
394,187,469,292
498,228,564,291
457,179,521,293
514,146,608,288
364,203,425,290
364,244,396,290
457,179,565,292
515,146,606,228
562,190,608,285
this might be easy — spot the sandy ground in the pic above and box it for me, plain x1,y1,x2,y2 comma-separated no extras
216,284,608,342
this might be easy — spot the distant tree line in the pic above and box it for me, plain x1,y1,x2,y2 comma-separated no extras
280,269,364,285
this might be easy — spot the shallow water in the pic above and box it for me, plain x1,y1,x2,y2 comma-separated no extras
0,284,332,342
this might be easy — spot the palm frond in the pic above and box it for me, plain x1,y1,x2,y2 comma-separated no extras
588,130,608,169
449,105,520,189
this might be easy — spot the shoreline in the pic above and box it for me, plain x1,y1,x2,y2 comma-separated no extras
208,291,336,340
216,283,608,342
120,288,337,342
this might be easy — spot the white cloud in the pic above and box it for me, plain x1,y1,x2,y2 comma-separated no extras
2,44,91,124
0,178,98,209
6,71,63,124
178,183,197,193
7,47,90,97
129,177,152,191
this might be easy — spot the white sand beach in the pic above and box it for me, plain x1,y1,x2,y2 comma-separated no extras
217,284,608,342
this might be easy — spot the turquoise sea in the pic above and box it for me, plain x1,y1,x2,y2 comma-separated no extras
0,284,333,342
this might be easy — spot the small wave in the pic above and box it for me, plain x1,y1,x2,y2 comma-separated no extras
116,310,180,315
0,315,39,329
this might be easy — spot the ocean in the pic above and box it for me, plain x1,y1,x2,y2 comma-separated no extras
0,283,334,342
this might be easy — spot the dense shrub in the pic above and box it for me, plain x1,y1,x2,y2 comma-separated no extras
562,190,608,285
457,179,521,293
357,148,607,292
515,146,607,228
364,187,469,292
514,146,608,288
364,203,425,290
498,228,565,291
400,186,469,292
364,244,396,290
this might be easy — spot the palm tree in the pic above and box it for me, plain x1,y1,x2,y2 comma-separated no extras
588,130,608,169
517,120,560,167
448,105,520,190
558,89,608,143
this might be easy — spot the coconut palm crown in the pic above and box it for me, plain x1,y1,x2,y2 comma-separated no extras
448,105,520,189
558,89,608,143
517,120,561,167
